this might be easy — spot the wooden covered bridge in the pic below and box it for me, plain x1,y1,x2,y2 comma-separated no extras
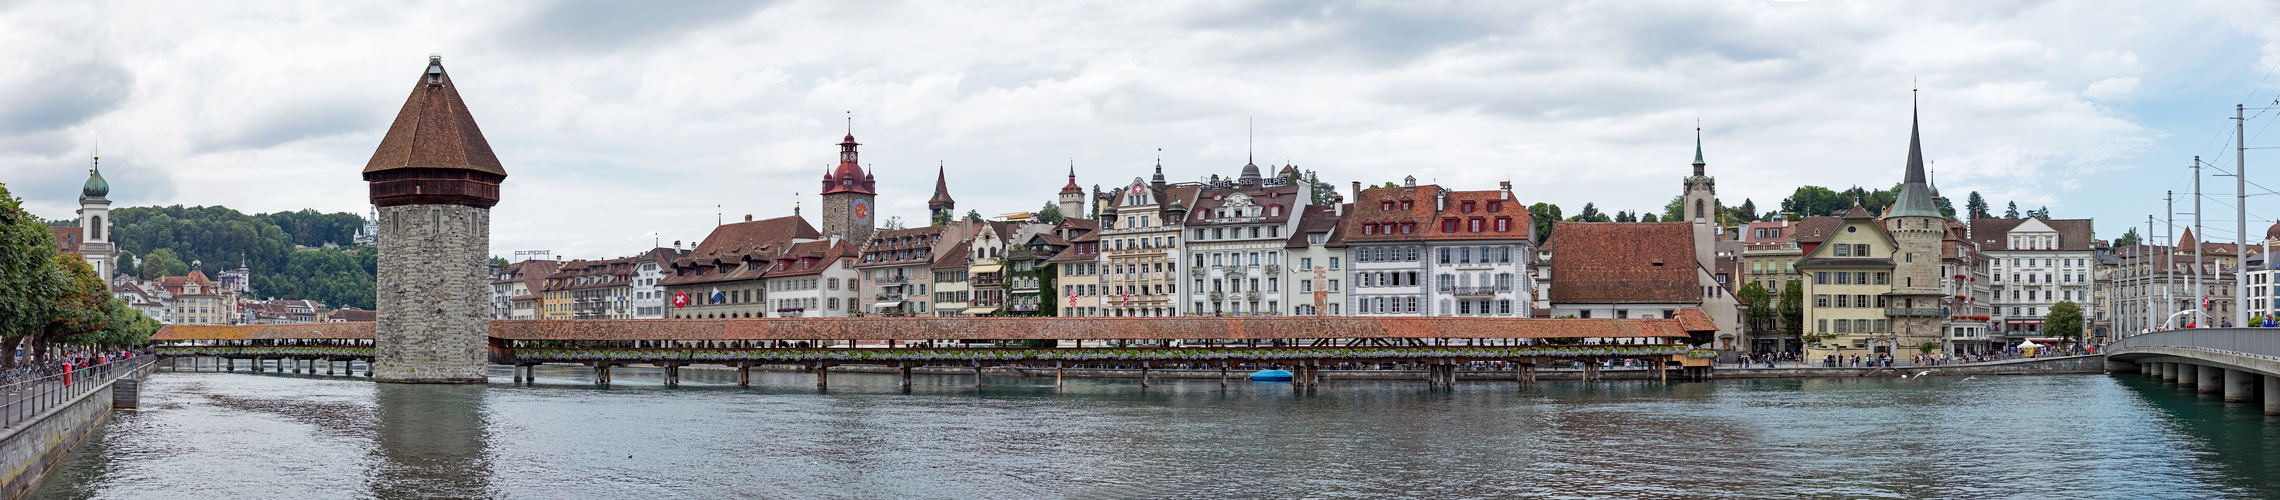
151,311,1721,387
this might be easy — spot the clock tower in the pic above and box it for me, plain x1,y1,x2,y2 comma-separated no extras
820,132,877,243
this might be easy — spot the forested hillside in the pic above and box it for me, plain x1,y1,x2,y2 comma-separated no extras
109,206,377,309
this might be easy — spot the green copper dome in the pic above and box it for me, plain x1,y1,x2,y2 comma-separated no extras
80,166,108,201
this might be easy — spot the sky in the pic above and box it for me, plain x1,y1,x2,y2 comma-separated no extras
5,0,2280,260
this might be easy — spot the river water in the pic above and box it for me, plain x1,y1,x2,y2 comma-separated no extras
29,365,2280,499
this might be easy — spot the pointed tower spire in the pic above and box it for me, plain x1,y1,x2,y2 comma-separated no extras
1887,86,1943,219
364,53,506,208
1151,148,1167,192
1691,126,1706,177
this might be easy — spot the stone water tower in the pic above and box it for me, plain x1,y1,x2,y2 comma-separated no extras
364,55,505,383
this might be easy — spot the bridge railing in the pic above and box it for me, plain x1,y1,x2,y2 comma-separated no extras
2111,328,2280,356
0,356,155,430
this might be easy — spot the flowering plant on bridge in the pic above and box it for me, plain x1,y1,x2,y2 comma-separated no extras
505,346,1687,363
1685,350,1718,359
156,346,374,357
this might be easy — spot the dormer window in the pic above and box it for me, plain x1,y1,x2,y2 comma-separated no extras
1382,201,1395,211
1487,201,1501,212
1461,201,1476,213
1400,200,1413,210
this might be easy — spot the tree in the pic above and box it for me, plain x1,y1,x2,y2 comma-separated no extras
1662,195,1686,222
2028,206,2051,219
489,256,509,269
965,210,984,223
1778,279,1803,336
32,255,109,364
1612,210,1636,223
0,183,63,360
1089,185,1105,219
1965,191,1989,219
1641,213,1659,223
1569,203,1607,222
1300,170,1340,206
1035,203,1063,225
1528,203,1562,244
1731,199,1759,223
1737,281,1774,333
883,216,907,230
2046,301,2084,339
2116,228,2143,247
1936,195,1958,220
2004,202,2020,219
1780,186,1846,218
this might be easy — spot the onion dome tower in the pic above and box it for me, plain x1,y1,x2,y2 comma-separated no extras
363,54,504,384
75,156,115,279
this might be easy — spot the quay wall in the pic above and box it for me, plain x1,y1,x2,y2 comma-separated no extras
0,383,116,499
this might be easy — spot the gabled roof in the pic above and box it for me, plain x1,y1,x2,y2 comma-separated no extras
931,241,972,269
46,226,79,254
1284,205,1343,249
363,55,505,177
1970,218,2095,251
1548,222,1700,304
763,240,858,279
1337,184,1531,243
1790,216,1843,244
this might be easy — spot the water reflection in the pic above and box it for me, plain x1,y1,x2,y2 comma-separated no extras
367,383,492,498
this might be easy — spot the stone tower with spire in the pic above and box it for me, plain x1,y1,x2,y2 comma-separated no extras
1682,129,1717,272
363,54,505,384
76,155,115,279
1883,92,1950,353
820,130,877,242
1059,164,1084,218
928,164,956,225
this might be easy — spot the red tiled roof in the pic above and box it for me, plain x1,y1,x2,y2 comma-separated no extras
1970,218,2096,251
931,241,971,269
761,239,858,278
1674,307,1717,333
1284,205,1342,249
329,308,376,322
47,226,79,253
1547,222,1700,304
1790,216,1842,244
662,215,820,286
152,323,374,341
1336,184,1530,243
362,57,505,177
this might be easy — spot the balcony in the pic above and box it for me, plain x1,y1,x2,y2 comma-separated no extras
873,276,908,284
969,298,1003,308
972,276,1004,287
1452,286,1499,297
1190,266,1208,278
1245,290,1261,301
1008,249,1055,261
874,293,906,302
1884,307,1949,317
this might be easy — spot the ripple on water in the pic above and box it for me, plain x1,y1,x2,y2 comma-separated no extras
26,370,2280,499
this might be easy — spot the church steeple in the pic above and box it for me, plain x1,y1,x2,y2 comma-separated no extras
928,162,956,225
1692,127,1706,177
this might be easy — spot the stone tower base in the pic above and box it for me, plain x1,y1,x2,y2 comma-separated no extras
374,204,491,384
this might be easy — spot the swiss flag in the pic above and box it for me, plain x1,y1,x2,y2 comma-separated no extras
672,291,690,308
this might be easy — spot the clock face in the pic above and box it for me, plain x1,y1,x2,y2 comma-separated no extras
852,199,872,222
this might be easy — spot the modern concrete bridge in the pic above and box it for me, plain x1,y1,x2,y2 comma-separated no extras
2108,328,2280,415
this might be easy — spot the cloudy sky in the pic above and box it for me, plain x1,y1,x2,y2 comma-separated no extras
5,0,2280,259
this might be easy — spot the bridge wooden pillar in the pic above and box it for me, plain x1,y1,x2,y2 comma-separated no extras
816,364,831,390
664,364,681,387
2224,369,2252,402
738,362,752,387
1219,362,1228,388
1138,362,1150,389
593,363,611,385
901,364,914,388
973,362,985,389
1058,361,1067,388
511,364,524,383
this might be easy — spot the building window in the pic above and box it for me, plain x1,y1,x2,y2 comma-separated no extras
1442,219,1458,232
1815,294,1829,308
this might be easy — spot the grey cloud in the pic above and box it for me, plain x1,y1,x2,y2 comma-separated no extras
203,100,384,152
0,59,132,135
1183,1,1524,68
494,0,781,55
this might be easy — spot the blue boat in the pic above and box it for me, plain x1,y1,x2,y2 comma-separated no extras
1248,369,1293,382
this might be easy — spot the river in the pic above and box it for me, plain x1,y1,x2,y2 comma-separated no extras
29,365,2280,499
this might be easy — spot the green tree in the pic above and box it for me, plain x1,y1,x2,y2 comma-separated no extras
965,210,984,223
1662,195,1685,221
1640,213,1659,223
2004,202,2020,219
2028,206,2051,219
1778,279,1804,336
883,216,907,230
1528,203,1562,244
1780,186,1846,218
489,256,510,269
2046,301,2084,339
1612,210,1635,222
1731,198,1759,222
0,183,64,359
1569,203,1608,222
30,255,110,364
1299,170,1340,206
1035,203,1063,224
1736,281,1774,333
138,248,188,280
2115,228,2143,247
1936,195,1958,220
1965,191,1989,219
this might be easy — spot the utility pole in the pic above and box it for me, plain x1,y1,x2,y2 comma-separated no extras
2167,191,2176,329
2194,157,2206,327
2238,104,2250,328
2147,215,2157,333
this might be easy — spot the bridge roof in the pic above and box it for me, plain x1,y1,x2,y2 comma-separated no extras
152,314,1709,342
152,323,374,341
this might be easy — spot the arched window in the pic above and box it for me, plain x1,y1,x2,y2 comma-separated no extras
89,216,102,241
1694,199,1705,220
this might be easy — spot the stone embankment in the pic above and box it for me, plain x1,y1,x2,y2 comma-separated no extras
0,359,155,499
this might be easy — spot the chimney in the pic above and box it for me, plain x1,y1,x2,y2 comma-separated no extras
744,214,753,222
1499,181,1513,201
673,240,682,250
1333,195,1345,216
1350,181,1362,202
1435,189,1447,213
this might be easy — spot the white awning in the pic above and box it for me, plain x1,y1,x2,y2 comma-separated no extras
963,307,999,315
873,301,904,309
970,264,1004,273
